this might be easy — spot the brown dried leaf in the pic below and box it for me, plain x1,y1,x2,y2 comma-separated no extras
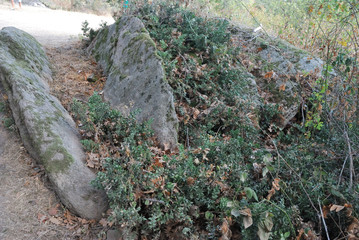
267,178,280,200
193,108,200,120
243,216,253,229
264,71,274,79
37,213,48,223
99,218,108,227
279,84,286,91
348,217,359,238
220,218,232,240
330,204,345,212
272,178,280,190
134,188,143,201
125,146,131,157
322,205,331,219
187,177,195,185
153,156,165,168
49,216,61,225
64,210,76,224
239,208,252,217
48,205,59,216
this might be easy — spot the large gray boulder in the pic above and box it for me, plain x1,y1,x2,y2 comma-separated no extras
88,16,178,150
0,27,107,219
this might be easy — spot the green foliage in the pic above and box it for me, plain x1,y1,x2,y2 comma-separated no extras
80,139,99,152
3,117,14,130
81,20,98,42
135,3,258,146
0,102,6,113
72,93,300,238
75,1,359,238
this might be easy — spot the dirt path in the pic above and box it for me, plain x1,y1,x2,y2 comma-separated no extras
0,2,114,47
0,4,113,240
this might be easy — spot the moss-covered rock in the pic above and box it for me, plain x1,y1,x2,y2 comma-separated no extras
0,27,107,219
88,16,178,149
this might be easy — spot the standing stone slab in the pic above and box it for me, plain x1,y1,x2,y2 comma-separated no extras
88,16,178,149
0,27,107,219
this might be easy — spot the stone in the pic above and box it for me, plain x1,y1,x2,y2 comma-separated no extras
297,56,324,75
88,16,178,150
106,230,122,240
87,73,97,82
0,27,107,219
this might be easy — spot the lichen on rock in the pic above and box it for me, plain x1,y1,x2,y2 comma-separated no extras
88,16,178,149
0,27,107,219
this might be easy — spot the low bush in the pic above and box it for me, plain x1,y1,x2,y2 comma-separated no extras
73,2,359,239
72,93,298,239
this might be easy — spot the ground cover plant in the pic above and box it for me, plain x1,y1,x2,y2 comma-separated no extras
75,1,359,239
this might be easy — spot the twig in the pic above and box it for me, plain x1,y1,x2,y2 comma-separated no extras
318,198,331,240
144,198,165,205
261,128,319,213
344,130,355,191
337,155,348,188
186,127,190,150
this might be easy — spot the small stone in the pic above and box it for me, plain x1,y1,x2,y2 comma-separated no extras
87,73,97,82
106,230,122,240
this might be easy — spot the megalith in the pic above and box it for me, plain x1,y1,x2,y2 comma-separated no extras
0,27,107,219
88,16,178,150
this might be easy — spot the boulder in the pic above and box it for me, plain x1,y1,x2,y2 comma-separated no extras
0,27,107,219
88,16,178,150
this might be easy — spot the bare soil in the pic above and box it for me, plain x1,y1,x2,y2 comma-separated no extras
0,3,113,240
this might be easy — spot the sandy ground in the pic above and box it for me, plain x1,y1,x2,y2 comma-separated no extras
0,3,113,239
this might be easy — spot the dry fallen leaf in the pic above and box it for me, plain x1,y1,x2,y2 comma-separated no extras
187,177,195,185
99,218,108,227
330,204,345,212
49,216,61,225
239,208,252,217
64,210,76,225
220,218,232,240
264,71,274,79
267,178,280,200
37,213,48,223
348,217,359,239
192,108,200,120
279,84,286,91
48,205,59,216
243,216,253,229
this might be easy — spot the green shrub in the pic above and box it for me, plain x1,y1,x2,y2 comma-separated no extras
81,20,99,42
72,93,300,239
74,1,359,238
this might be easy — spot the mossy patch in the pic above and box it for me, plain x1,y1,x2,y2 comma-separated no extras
0,28,75,174
0,29,49,76
93,27,109,52
41,136,74,174
31,112,74,174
